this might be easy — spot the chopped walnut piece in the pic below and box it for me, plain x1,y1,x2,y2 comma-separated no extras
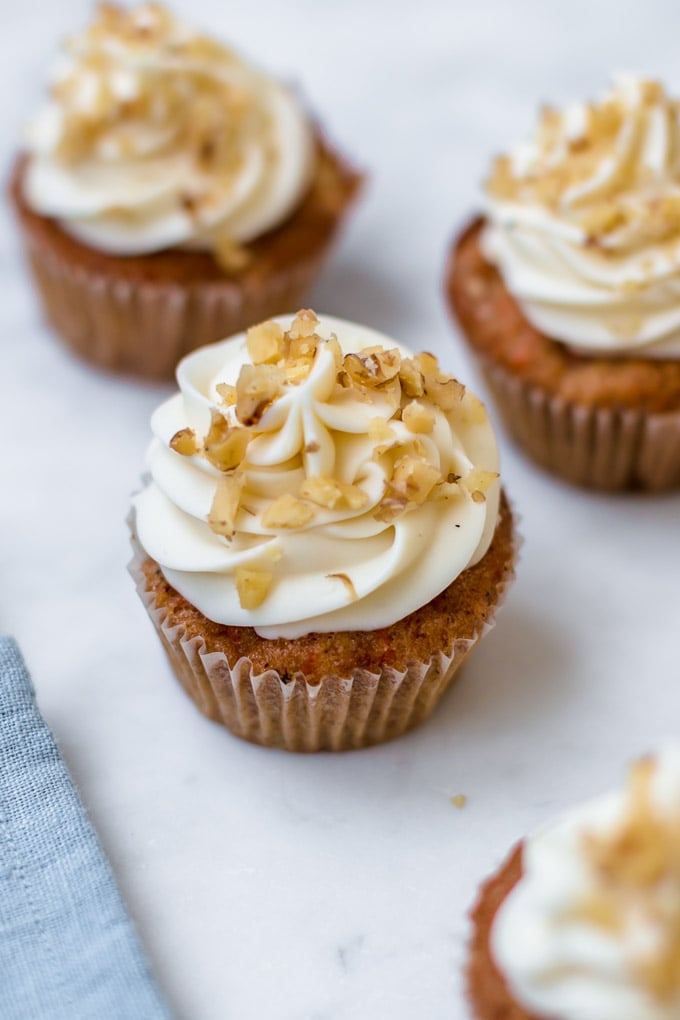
285,358,314,385
431,480,461,501
235,364,285,426
300,476,369,511
402,400,435,434
261,493,315,529
425,375,466,411
207,473,244,539
288,309,319,339
169,428,198,456
414,351,440,377
391,455,441,504
216,383,237,405
343,347,401,388
234,567,273,610
288,333,320,361
462,469,499,502
399,358,425,397
203,411,250,471
246,320,285,365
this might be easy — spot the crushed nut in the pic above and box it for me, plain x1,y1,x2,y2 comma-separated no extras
402,400,435,434
246,320,285,365
391,455,441,504
288,309,319,339
399,358,425,397
300,476,369,511
234,567,273,609
235,364,285,426
450,794,467,810
261,493,315,529
170,428,198,456
462,469,499,502
343,347,401,388
216,383,237,405
203,411,250,471
207,472,244,538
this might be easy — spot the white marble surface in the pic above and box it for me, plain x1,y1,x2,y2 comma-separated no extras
2,2,680,1017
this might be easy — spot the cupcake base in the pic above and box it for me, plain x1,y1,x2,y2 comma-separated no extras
128,493,516,753
447,220,680,492
467,843,542,1020
10,135,363,380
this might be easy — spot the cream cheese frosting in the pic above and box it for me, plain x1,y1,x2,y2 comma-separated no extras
22,3,315,264
492,744,680,1020
484,74,680,358
133,311,501,639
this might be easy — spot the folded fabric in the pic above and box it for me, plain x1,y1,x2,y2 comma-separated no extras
0,636,172,1020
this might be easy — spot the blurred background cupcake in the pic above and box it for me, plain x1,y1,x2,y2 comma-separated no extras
447,74,680,491
468,743,680,1019
129,310,516,751
10,3,362,379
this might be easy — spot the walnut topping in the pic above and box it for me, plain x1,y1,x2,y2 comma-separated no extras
402,400,435,434
203,411,250,471
375,455,441,521
399,358,425,397
216,383,237,406
235,364,285,426
170,427,198,456
261,493,315,529
343,347,402,388
246,320,285,365
208,472,244,538
234,567,272,609
461,469,499,504
285,358,314,385
288,309,319,339
300,476,369,511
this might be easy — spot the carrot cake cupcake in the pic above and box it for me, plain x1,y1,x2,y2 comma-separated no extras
468,744,680,1019
447,74,680,491
10,4,361,379
129,309,516,751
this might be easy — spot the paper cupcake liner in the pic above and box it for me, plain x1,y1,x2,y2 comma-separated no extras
480,355,680,492
127,520,515,753
20,232,328,381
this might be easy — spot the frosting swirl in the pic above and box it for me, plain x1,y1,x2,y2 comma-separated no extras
484,74,680,358
23,3,315,265
493,744,680,1020
133,311,500,639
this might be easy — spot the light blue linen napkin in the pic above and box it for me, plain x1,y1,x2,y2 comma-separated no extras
0,636,172,1020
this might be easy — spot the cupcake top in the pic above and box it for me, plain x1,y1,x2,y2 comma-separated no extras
133,310,500,639
492,744,680,1020
484,74,680,357
22,3,315,267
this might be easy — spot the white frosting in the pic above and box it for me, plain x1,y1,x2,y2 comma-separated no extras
484,74,680,358
23,4,315,256
133,314,501,639
492,744,680,1020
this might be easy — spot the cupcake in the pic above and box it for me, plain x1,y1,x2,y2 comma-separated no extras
129,309,516,752
468,744,680,1019
10,4,361,379
446,74,680,491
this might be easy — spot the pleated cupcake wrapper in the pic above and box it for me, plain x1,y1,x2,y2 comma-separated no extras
21,230,324,381
128,522,514,753
480,355,680,492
